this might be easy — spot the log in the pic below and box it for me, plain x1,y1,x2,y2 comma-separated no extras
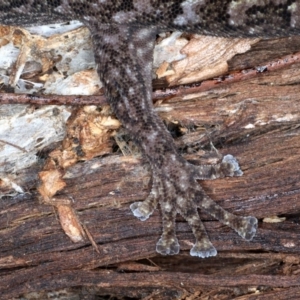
1,28,300,299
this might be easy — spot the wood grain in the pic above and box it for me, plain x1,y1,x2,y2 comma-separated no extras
1,36,300,299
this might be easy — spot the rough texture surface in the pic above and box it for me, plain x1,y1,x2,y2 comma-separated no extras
2,0,300,257
1,33,300,299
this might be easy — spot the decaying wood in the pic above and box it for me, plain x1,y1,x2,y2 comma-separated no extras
1,30,300,299
0,92,107,105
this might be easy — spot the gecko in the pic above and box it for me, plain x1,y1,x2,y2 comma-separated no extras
1,1,298,258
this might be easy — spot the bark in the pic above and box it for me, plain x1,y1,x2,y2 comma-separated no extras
1,36,300,299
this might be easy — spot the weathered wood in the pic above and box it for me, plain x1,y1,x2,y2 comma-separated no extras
1,35,300,299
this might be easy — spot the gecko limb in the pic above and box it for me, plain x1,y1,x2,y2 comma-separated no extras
131,154,257,257
92,24,257,257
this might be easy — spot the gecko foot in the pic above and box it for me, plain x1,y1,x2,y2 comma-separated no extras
130,153,257,257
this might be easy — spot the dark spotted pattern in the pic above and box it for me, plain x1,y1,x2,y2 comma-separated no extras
1,0,299,257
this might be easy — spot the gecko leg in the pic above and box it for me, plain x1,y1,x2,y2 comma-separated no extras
92,24,257,257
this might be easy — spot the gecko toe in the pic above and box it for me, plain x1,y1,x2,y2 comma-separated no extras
130,201,152,221
222,154,243,177
190,241,217,258
156,237,180,255
237,216,258,241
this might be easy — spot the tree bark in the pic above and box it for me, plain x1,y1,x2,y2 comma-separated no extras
1,35,300,299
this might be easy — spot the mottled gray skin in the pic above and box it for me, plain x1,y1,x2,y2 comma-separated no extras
1,0,299,257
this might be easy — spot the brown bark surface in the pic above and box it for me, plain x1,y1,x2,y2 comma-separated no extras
1,37,300,299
